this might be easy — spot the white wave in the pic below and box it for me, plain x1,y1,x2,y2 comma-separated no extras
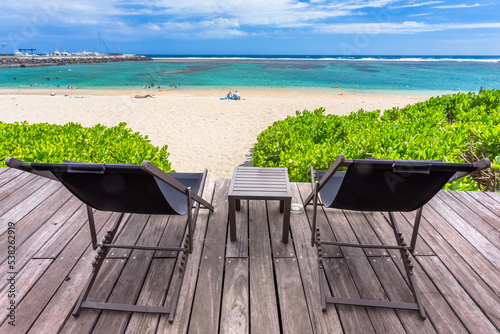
149,56,500,63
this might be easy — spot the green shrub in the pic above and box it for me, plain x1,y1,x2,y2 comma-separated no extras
253,90,500,191
0,122,173,172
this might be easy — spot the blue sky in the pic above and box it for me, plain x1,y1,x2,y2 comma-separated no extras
1,0,499,55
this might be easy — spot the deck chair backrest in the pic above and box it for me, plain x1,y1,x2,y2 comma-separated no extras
323,159,478,212
30,162,193,215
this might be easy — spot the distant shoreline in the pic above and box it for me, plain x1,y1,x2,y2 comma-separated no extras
0,87,438,98
0,54,151,68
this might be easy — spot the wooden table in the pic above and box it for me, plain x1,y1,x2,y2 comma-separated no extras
228,167,292,243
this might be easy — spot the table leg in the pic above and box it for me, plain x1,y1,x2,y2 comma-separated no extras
228,197,237,241
235,199,241,211
279,200,284,213
282,197,292,243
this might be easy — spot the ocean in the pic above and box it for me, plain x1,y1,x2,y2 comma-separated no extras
1,55,499,96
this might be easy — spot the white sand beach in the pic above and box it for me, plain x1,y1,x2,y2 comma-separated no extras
0,89,428,178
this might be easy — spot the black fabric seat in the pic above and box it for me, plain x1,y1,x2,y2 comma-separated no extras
30,162,203,214
5,157,214,323
303,154,490,319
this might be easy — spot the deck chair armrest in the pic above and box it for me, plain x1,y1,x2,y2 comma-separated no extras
142,161,214,211
141,160,189,194
316,154,350,190
190,192,214,211
303,154,349,206
303,166,318,206
448,158,491,182
190,168,213,211
5,157,59,181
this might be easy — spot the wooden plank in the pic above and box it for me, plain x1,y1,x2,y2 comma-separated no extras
34,259,125,334
438,191,500,250
0,186,76,264
377,252,469,334
187,179,229,334
0,180,61,235
323,208,407,333
3,211,116,333
400,211,500,328
104,214,151,259
343,210,386,257
417,256,498,333
0,170,36,201
410,203,500,294
466,191,500,227
226,199,248,258
486,191,500,202
322,258,376,334
301,186,342,257
369,257,437,334
364,211,433,256
274,258,313,334
0,175,48,216
5,180,500,334
124,259,176,333
0,197,81,296
389,212,435,256
0,168,23,188
465,191,500,229
268,200,295,258
292,183,344,333
154,214,187,258
156,178,216,334
0,259,53,318
33,205,91,259
220,258,249,334
248,199,280,334
92,214,169,333
449,190,500,232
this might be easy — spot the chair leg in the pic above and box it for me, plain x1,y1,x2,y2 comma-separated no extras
72,230,115,316
169,233,190,323
316,227,327,311
389,212,426,319
410,207,423,253
315,210,427,319
311,182,319,247
73,212,123,316
86,205,98,250
186,188,193,253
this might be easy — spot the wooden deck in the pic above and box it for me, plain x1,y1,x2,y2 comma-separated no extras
0,167,499,334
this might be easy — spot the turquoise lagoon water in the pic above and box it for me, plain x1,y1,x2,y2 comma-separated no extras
1,55,500,96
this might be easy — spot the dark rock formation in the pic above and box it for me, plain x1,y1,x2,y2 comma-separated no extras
0,54,151,68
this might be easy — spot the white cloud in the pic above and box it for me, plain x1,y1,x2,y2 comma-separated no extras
408,12,433,17
199,18,240,29
147,22,161,31
198,28,248,39
314,21,500,34
0,0,499,41
392,1,444,9
433,3,487,9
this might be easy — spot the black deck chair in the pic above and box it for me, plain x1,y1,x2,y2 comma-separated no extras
5,157,214,323
303,154,490,319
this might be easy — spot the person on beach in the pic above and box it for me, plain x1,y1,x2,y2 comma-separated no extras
233,91,240,100
134,94,154,98
227,91,232,99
